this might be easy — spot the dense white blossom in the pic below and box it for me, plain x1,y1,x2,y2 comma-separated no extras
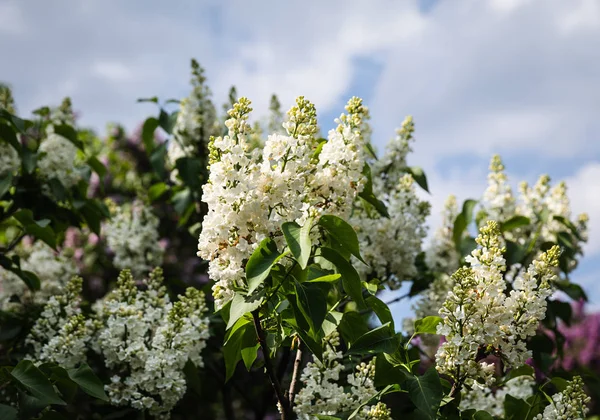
0,141,19,177
352,116,430,288
104,200,164,277
534,376,590,420
294,333,391,420
198,96,368,308
482,155,516,222
460,375,535,416
0,241,78,311
425,195,460,274
167,60,217,182
26,276,90,369
37,133,81,189
94,269,209,418
435,221,560,385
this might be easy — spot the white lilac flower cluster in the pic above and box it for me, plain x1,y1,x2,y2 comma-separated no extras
0,241,78,311
167,59,217,181
351,116,430,288
460,375,535,416
425,195,460,275
37,133,81,190
0,141,19,177
435,221,560,386
294,333,391,420
402,196,458,354
483,155,588,247
104,200,164,277
482,155,516,223
26,276,90,369
94,268,210,418
535,376,590,420
198,96,368,308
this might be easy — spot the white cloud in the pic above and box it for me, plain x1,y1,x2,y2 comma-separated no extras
0,1,26,35
565,162,600,255
1,1,599,275
91,61,133,82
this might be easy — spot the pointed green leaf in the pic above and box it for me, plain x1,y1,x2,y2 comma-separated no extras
10,360,65,405
67,363,109,401
406,166,429,193
500,215,531,232
226,293,263,330
406,368,443,419
348,323,399,355
294,280,327,335
318,247,365,307
414,316,442,335
246,238,288,294
358,164,389,217
318,215,365,264
366,295,394,330
282,220,312,269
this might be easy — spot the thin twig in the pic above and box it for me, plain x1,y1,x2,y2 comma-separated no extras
287,340,303,407
252,310,291,420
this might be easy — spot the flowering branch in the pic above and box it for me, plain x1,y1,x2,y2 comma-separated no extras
252,310,292,420
287,339,303,407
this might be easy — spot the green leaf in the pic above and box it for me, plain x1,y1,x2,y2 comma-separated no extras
240,328,260,371
453,214,467,249
246,238,287,294
0,122,21,151
501,215,531,232
366,295,394,330
282,220,312,269
86,156,106,178
305,273,341,283
503,364,534,383
414,316,442,335
318,247,365,308
149,142,167,179
319,215,365,264
358,164,389,217
462,199,478,226
172,188,193,216
321,311,343,337
158,109,178,134
141,117,160,153
223,321,253,382
348,323,399,355
137,96,159,103
504,395,530,419
294,280,327,336
406,166,429,193
13,209,57,249
338,311,370,344
226,293,263,330
53,125,83,149
406,368,443,419
0,173,13,198
374,354,409,387
0,404,17,420
10,360,65,405
21,147,36,174
175,157,204,189
19,270,41,291
67,363,108,401
148,182,169,202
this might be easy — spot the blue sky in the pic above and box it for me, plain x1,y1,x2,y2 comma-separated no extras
2,0,600,319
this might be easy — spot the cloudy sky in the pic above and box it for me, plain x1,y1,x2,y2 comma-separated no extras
2,0,600,316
